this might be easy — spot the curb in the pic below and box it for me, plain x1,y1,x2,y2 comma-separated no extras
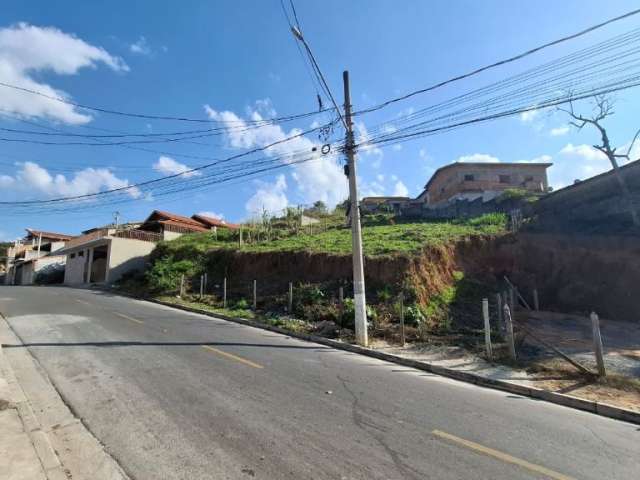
106,290,640,426
0,322,67,480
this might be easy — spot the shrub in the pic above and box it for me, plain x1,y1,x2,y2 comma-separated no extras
146,256,198,293
234,298,249,309
404,304,425,327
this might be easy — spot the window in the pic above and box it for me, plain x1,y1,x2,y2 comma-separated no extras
525,175,534,182
464,174,475,181
70,253,75,259
78,251,84,257
499,174,511,184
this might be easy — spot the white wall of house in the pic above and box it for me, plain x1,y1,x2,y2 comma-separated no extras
106,237,156,283
163,230,183,241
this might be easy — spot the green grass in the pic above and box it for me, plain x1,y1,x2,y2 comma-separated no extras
156,295,314,333
160,214,507,258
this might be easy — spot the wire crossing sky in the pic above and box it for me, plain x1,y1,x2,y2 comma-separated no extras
1,1,639,239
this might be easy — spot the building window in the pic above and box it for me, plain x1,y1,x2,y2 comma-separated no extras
499,174,511,184
70,253,75,259
464,174,475,181
78,251,84,257
524,175,534,182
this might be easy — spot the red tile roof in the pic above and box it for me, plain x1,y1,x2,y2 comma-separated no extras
25,229,74,241
191,214,239,230
143,210,207,228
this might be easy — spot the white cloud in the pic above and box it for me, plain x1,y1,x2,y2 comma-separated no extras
197,211,224,219
519,108,540,123
359,178,385,198
559,143,606,162
393,180,409,197
152,156,200,178
456,153,500,163
0,23,128,124
355,121,383,162
419,148,428,158
550,126,570,136
130,36,151,55
205,101,347,208
516,154,552,164
245,174,288,216
548,143,631,189
376,174,385,182
0,162,140,199
392,144,403,151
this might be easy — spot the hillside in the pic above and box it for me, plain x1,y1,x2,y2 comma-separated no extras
157,213,507,258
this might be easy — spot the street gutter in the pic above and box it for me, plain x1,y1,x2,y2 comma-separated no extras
105,289,640,426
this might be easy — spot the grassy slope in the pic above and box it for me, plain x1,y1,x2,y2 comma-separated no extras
159,214,507,257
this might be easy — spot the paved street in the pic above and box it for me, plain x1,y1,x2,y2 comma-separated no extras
0,286,638,480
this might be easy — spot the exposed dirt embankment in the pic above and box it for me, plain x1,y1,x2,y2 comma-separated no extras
202,243,460,301
198,232,638,322
457,233,640,322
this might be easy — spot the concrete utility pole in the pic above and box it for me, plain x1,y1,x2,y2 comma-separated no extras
343,70,368,347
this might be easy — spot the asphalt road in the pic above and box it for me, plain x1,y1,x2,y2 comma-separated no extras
0,286,638,480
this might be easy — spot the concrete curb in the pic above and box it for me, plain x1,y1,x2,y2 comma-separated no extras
0,321,67,480
104,290,640,426
0,309,132,480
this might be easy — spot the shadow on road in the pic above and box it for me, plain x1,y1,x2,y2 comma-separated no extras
2,341,325,349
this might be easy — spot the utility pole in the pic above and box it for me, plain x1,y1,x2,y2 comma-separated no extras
113,211,121,230
343,70,368,347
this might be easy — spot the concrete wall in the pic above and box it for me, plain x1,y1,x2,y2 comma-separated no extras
106,237,156,283
33,256,66,283
531,160,640,234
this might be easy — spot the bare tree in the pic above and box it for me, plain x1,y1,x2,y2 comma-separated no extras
558,94,639,226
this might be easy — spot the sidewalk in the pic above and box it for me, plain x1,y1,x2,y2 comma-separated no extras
0,314,129,480
0,344,58,480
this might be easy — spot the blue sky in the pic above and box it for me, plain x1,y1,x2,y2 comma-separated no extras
1,1,639,240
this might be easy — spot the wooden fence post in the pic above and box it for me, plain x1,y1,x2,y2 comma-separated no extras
399,292,406,347
496,292,504,334
503,304,517,361
180,274,185,297
533,288,539,311
338,286,344,305
483,298,492,360
288,282,293,313
199,275,204,299
509,288,516,313
590,312,606,377
253,279,257,310
203,273,208,294
223,277,227,308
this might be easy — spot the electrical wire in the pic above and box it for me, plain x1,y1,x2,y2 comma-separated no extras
354,8,640,116
0,80,334,124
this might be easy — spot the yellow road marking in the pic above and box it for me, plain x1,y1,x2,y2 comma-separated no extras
74,299,91,306
432,430,577,480
113,312,144,325
201,345,263,369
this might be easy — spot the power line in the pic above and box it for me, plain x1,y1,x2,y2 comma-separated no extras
284,1,348,131
359,77,640,149
354,7,640,116
0,122,339,206
0,80,334,124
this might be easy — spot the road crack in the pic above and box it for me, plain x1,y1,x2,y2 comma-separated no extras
336,374,423,480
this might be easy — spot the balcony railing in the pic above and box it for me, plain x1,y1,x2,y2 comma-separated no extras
113,229,163,242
